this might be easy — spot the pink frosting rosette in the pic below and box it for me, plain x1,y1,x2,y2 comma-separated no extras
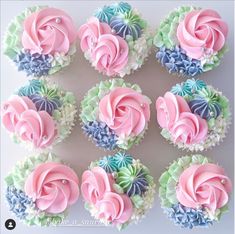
15,110,57,148
78,17,129,76
22,7,77,55
170,112,208,144
95,192,133,224
156,92,208,146
81,167,114,204
78,17,112,52
156,92,190,129
1,95,57,149
25,162,79,214
177,9,228,59
1,95,36,132
176,163,232,213
99,87,151,137
81,166,133,225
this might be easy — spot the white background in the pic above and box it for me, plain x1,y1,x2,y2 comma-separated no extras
1,1,234,234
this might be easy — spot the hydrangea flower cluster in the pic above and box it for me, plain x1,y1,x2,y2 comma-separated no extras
154,6,228,77
156,79,230,151
1,79,77,150
3,6,77,78
78,2,153,77
5,153,79,226
82,152,156,230
159,155,232,229
80,79,151,151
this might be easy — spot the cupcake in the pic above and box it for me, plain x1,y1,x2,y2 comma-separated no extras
80,79,151,151
81,152,156,230
78,2,152,77
155,79,231,151
154,6,228,77
3,6,77,78
1,79,77,150
159,155,232,229
5,152,80,226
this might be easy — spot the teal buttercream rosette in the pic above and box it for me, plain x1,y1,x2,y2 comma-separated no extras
159,155,232,229
157,79,231,151
3,6,77,78
153,6,228,78
82,152,156,230
80,79,151,151
78,2,153,77
5,153,80,226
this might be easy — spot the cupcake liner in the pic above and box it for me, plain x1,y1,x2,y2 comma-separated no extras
80,79,151,151
153,6,228,78
3,6,77,78
156,79,231,151
4,152,80,226
78,2,153,78
159,155,232,229
82,152,156,230
1,79,77,151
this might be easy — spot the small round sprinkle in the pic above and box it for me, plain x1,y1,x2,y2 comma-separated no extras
55,17,61,23
221,179,226,184
111,29,116,34
62,179,67,184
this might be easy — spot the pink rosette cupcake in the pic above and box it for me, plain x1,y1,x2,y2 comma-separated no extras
155,79,231,151
159,155,232,229
5,152,80,226
3,6,77,78
1,79,77,150
80,79,151,151
81,152,156,230
78,2,152,77
154,6,228,78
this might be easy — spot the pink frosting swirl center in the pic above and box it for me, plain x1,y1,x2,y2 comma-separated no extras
177,9,228,59
22,8,77,55
25,162,79,214
176,163,232,213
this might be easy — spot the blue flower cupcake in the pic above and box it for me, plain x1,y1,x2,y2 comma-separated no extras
5,152,80,226
159,155,232,229
78,2,152,77
1,79,77,150
3,6,77,78
81,152,156,230
156,79,231,151
80,79,151,151
154,6,228,78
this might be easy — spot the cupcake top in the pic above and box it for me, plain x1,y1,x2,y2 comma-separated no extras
78,2,153,77
154,6,228,77
1,79,77,150
3,6,77,77
156,79,230,151
81,152,156,230
5,153,79,226
80,79,151,151
159,155,232,229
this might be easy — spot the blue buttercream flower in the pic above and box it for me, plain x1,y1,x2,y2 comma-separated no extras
110,2,132,14
94,5,114,23
6,186,34,219
82,121,118,150
166,203,213,229
18,79,42,97
185,79,206,93
113,152,133,169
14,50,52,77
99,156,118,173
171,83,192,97
156,46,203,77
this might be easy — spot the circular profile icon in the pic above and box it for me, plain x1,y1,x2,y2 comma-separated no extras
5,219,16,230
